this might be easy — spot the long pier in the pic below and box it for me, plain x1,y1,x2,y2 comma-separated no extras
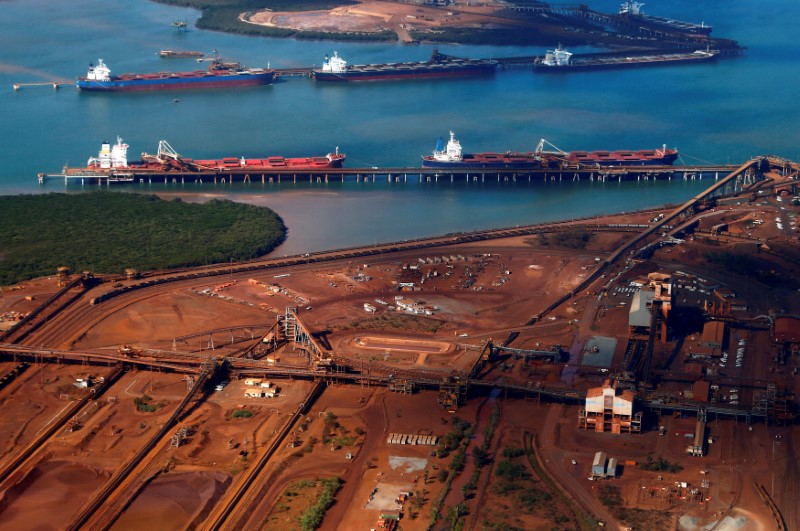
38,163,738,186
12,81,73,91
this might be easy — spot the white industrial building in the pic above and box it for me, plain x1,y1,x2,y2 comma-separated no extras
578,380,642,434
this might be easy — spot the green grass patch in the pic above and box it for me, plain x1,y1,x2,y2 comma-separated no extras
231,409,253,419
523,433,596,531
639,455,683,473
133,395,161,413
0,192,285,285
537,230,595,249
298,476,342,530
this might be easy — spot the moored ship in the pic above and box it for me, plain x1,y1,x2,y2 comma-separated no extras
313,50,497,82
535,45,719,71
39,137,345,184
76,58,274,92
421,131,543,169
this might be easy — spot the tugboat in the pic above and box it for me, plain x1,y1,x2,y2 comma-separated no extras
421,131,543,169
158,50,204,58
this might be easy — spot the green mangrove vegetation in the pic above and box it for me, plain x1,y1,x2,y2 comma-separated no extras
0,192,286,285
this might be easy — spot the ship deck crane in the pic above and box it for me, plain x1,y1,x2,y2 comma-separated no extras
535,138,567,156
141,140,215,172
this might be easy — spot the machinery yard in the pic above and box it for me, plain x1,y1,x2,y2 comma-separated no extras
1,157,799,530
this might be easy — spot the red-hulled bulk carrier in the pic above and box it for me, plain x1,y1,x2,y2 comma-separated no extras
38,137,345,184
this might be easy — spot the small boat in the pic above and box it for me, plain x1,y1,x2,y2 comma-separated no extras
158,50,204,58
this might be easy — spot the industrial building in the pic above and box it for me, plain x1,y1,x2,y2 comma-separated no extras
687,410,707,456
628,272,673,342
628,290,657,329
774,317,800,343
701,321,725,352
592,451,608,478
606,457,618,478
578,380,642,434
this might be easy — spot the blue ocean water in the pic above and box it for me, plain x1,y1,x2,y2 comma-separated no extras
0,0,797,254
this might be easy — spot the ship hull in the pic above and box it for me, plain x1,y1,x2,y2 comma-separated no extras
314,63,496,82
554,150,679,166
76,71,274,91
184,155,346,171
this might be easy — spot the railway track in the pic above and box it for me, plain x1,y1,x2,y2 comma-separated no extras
0,366,123,496
199,380,325,531
0,275,89,344
777,434,799,530
66,360,216,531
83,441,172,531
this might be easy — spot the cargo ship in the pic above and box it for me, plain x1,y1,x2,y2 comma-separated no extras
76,58,274,91
38,137,345,184
421,131,543,169
535,45,719,71
313,50,497,82
537,139,679,167
618,1,712,36
158,50,204,58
